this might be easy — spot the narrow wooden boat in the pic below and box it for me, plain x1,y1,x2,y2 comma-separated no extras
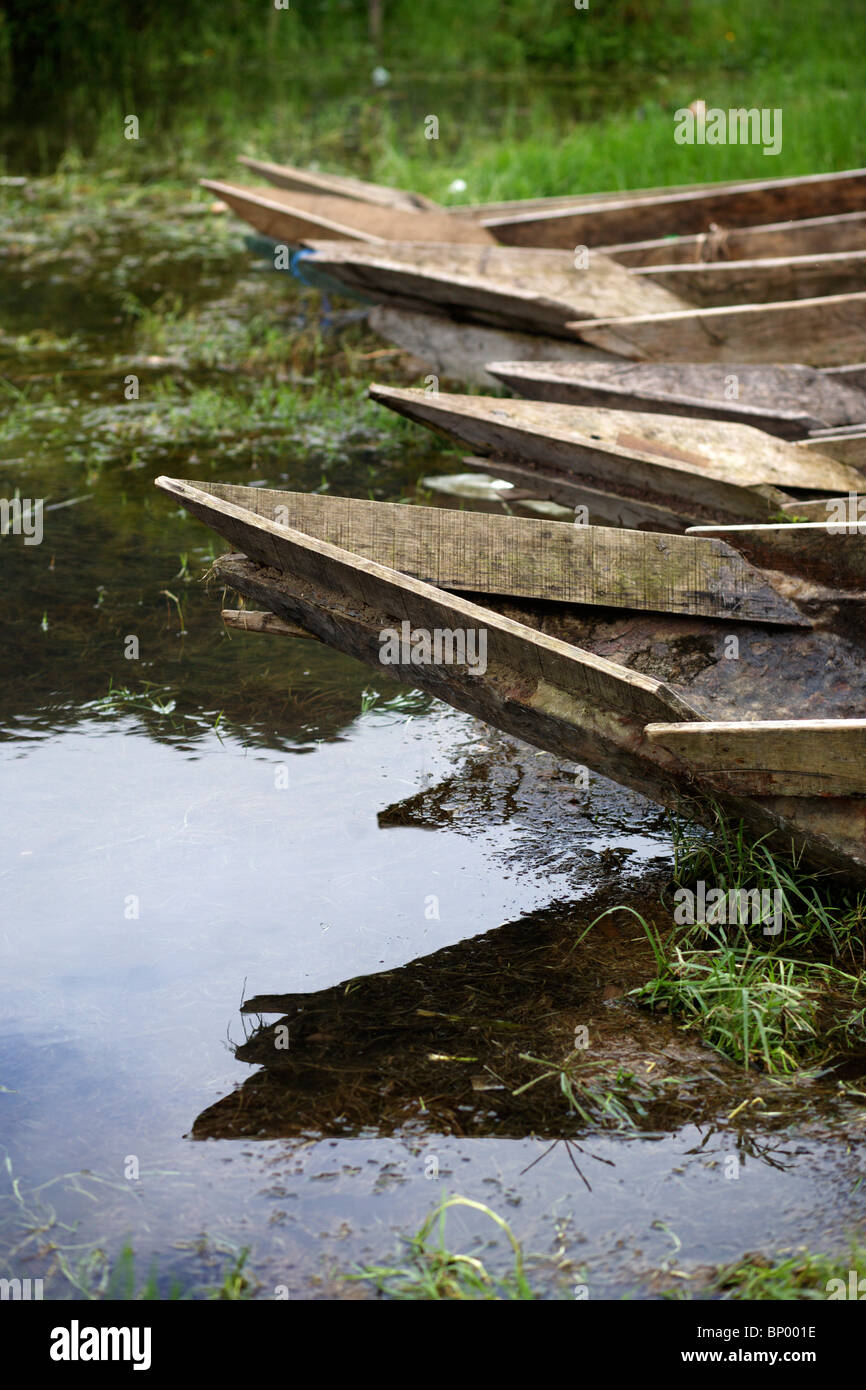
200,179,496,247
304,242,687,336
303,240,865,335
604,211,866,266
484,363,866,439
238,156,757,217
368,386,866,527
233,157,866,252
367,306,613,388
483,167,866,248
686,518,866,590
637,249,866,306
153,477,866,882
572,291,866,366
235,155,438,211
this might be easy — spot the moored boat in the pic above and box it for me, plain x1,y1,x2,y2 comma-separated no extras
484,362,866,439
153,476,866,882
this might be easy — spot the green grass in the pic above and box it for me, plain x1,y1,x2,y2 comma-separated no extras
631,932,860,1073
5,0,865,191
668,811,866,963
512,1053,661,1129
703,1246,866,1300
587,821,866,1076
350,1195,535,1300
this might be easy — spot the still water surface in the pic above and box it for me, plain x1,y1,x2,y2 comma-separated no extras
1,184,863,1298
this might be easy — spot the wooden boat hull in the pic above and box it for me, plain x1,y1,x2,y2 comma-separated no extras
484,167,866,248
367,306,613,388
235,155,437,211
306,241,863,342
574,291,866,366
485,362,866,439
304,241,687,337
603,211,866,266
196,560,866,882
639,250,866,307
201,180,495,246
368,387,866,526
152,477,866,881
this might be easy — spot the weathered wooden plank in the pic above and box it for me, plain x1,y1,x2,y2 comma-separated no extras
235,155,438,210
221,608,318,638
644,719,866,797
304,241,687,336
638,250,866,307
183,481,806,625
574,291,866,367
603,211,866,266
686,521,866,589
155,476,696,727
484,168,866,248
484,361,866,438
368,387,864,519
367,306,613,389
200,180,495,246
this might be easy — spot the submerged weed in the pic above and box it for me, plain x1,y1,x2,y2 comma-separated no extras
351,1196,534,1300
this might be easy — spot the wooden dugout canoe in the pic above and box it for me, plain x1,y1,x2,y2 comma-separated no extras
572,291,866,366
235,155,438,211
238,155,763,218
234,156,866,250
303,240,865,334
366,305,614,388
368,386,866,527
153,476,866,881
604,211,866,266
637,249,866,307
484,363,866,439
304,241,687,336
200,179,496,247
483,167,866,248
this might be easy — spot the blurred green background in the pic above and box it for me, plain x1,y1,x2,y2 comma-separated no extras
1,0,863,193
